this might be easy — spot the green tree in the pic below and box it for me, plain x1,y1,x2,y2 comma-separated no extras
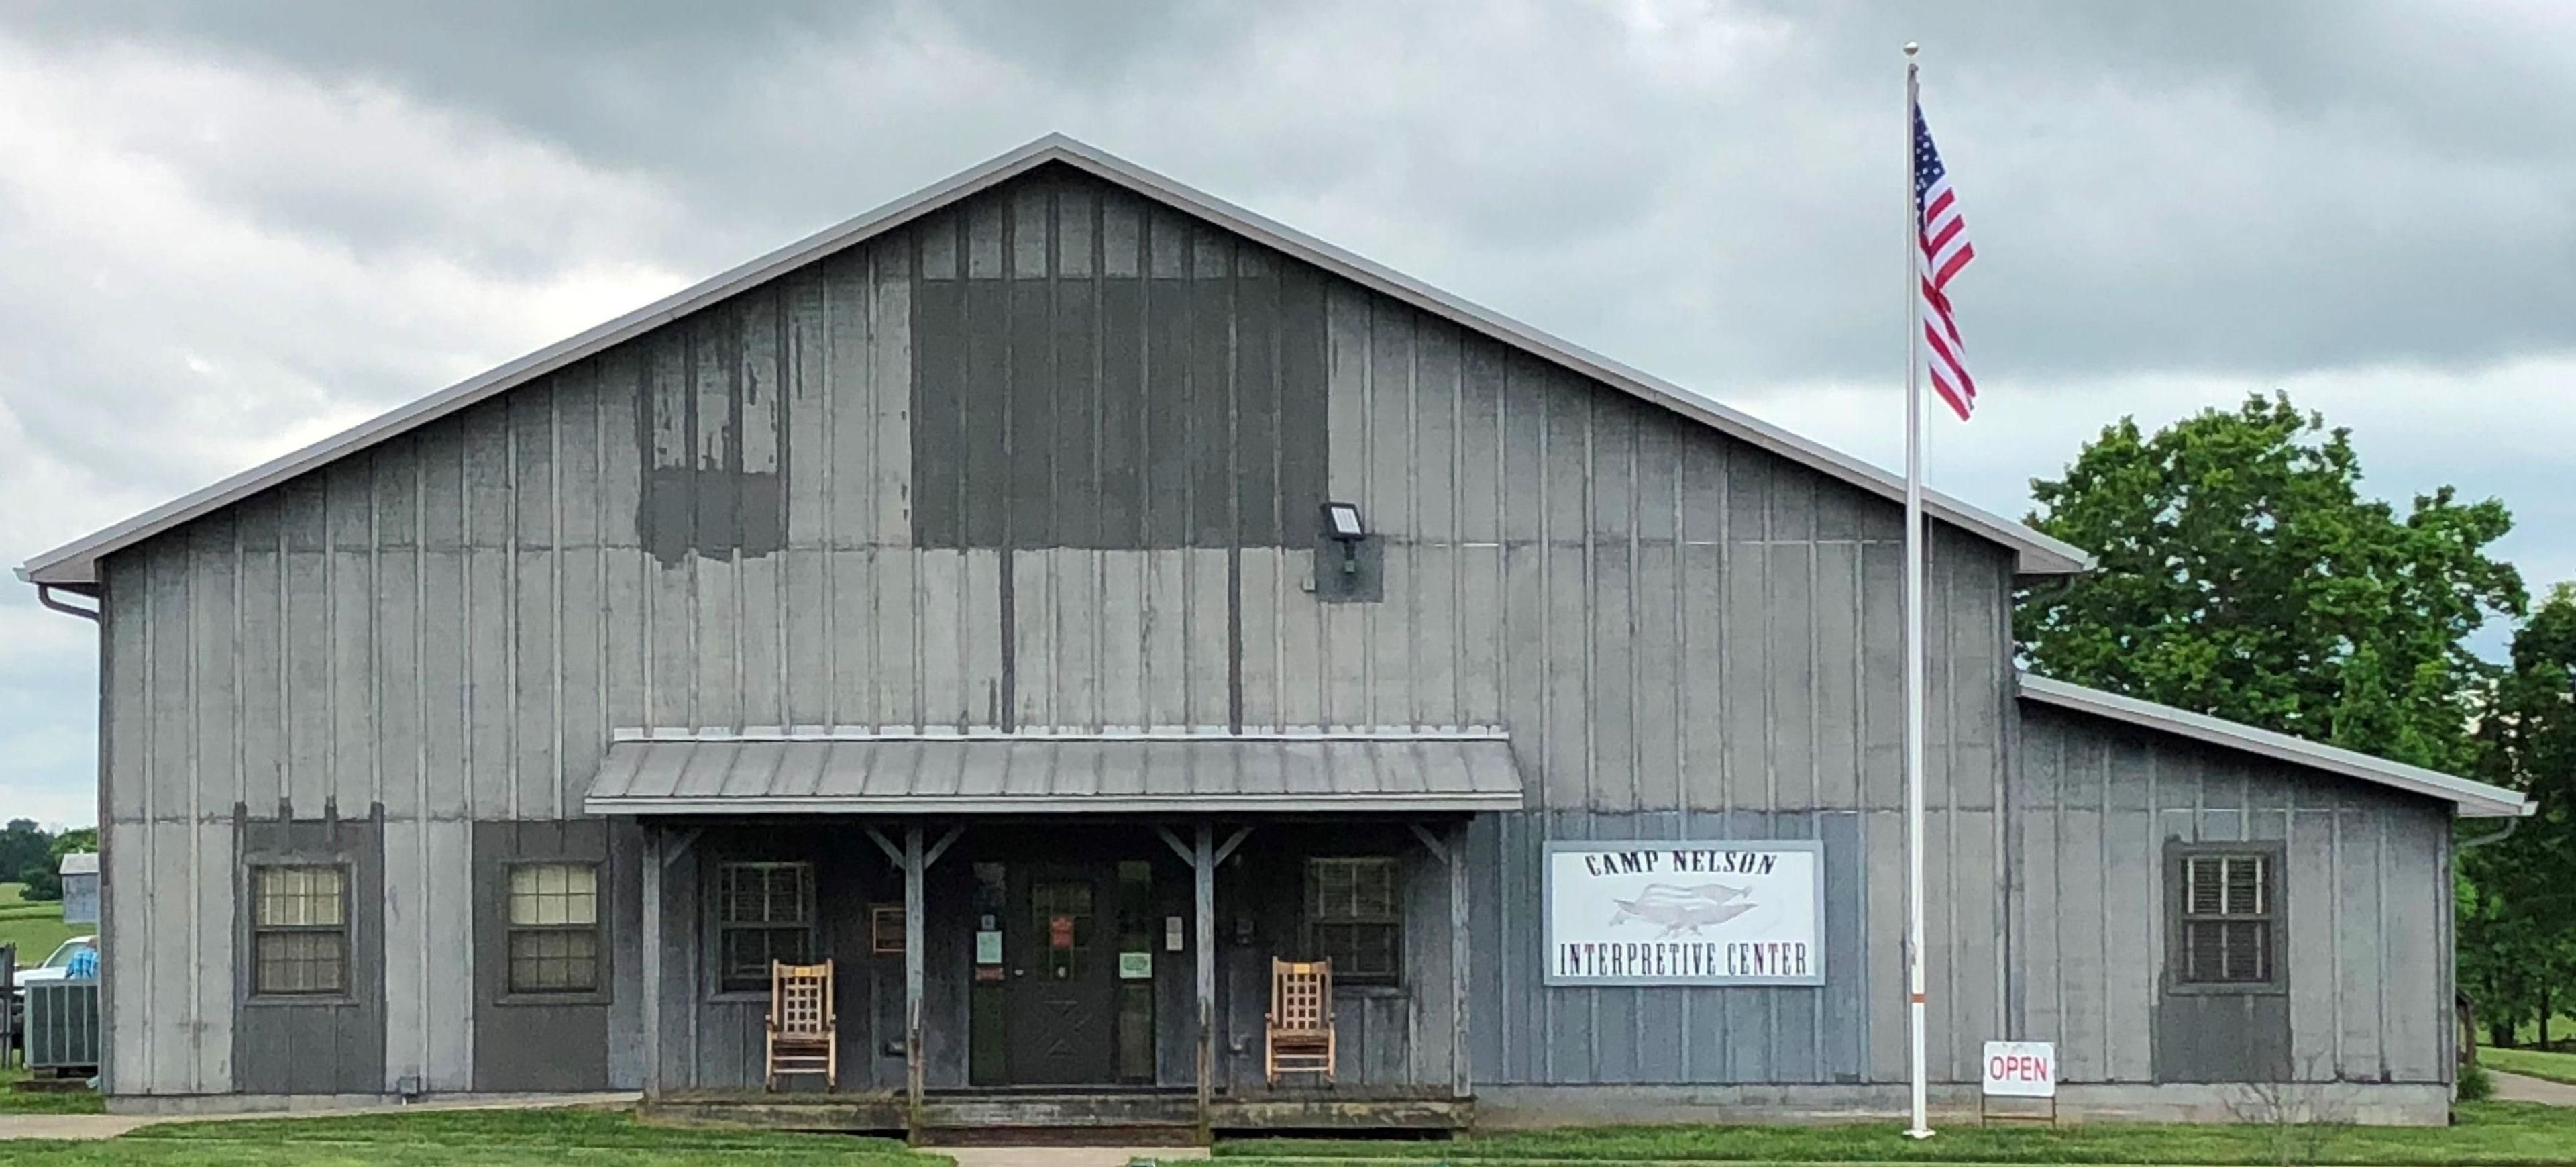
2461,584,2576,1045
48,829,96,864
17,828,99,903
0,819,48,898
2015,393,2525,773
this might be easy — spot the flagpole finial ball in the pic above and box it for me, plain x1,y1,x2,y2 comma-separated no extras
1904,42,1919,56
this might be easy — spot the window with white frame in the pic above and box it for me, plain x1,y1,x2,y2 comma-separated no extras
2175,852,2277,987
252,864,350,996
506,863,602,995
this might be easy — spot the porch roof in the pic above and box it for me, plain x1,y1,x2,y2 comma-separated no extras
582,731,1525,816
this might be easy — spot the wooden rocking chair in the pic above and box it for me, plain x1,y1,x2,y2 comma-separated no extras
1265,958,1336,1084
765,960,837,1090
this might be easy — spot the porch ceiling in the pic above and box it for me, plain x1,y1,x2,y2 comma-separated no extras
582,731,1525,816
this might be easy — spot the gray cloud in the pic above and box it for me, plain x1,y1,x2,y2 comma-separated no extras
15,1,2570,385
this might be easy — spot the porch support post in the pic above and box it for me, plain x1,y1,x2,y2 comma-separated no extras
1409,820,1472,1100
1449,820,1471,1101
904,823,927,1137
1195,821,1216,1142
638,825,700,1099
641,824,662,1098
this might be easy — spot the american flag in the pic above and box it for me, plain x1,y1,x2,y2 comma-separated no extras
1913,105,1976,420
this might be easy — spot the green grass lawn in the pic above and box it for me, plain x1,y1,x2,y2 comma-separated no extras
1205,1101,2576,1165
0,1068,103,1115
2484,1046,2576,1086
0,1106,949,1164
0,882,81,968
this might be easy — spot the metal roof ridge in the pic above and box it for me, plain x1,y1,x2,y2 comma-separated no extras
17,132,2088,585
2015,670,2532,818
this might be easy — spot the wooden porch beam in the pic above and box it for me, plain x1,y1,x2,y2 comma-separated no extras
1154,824,1194,866
922,824,964,870
863,825,904,868
659,826,702,870
1406,821,1450,866
1155,824,1251,870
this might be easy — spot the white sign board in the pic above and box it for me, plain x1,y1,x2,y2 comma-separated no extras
1544,841,1824,986
1980,1041,2057,1097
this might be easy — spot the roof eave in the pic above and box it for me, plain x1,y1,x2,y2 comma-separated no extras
583,793,1526,817
2016,672,2532,819
15,132,2087,585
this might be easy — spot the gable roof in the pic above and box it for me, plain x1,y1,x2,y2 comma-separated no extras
17,134,2090,588
2017,671,2532,819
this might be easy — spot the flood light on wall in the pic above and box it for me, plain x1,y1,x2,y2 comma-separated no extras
1324,501,1366,576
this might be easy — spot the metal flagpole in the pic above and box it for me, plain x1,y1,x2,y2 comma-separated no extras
1900,40,1935,1141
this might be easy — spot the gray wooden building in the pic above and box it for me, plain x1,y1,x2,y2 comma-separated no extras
17,136,2526,1131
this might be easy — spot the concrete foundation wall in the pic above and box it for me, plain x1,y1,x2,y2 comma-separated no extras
1472,1082,2451,1127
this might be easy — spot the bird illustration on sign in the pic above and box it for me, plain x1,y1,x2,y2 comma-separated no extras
1607,883,1756,937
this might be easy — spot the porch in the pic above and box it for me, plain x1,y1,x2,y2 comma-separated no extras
588,732,1518,1139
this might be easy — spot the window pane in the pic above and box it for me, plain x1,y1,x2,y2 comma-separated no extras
509,928,601,993
718,863,812,927
2226,858,2265,915
509,864,598,927
256,866,345,928
1356,860,1396,917
256,929,348,995
1313,860,1352,918
2185,920,2221,982
1309,858,1399,922
1358,922,1399,977
766,866,808,924
722,925,814,991
2185,857,2223,917
1312,921,1401,979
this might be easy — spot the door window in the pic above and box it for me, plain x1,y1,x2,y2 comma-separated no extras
1029,880,1096,981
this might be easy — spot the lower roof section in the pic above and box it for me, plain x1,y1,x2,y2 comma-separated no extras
2017,672,2532,819
583,730,1525,816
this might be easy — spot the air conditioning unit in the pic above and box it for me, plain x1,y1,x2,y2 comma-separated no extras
26,980,99,1073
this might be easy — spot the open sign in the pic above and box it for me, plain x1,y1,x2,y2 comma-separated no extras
1980,1041,2056,1098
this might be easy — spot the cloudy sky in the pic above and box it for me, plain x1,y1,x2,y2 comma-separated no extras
3,1,2570,827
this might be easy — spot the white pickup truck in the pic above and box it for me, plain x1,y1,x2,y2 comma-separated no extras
13,936,97,997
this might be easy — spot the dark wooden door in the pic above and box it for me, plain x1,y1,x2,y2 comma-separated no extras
1005,864,1118,1085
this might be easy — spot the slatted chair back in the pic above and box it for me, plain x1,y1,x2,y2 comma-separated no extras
1272,959,1330,1035
1265,958,1336,1084
764,960,837,1090
773,961,833,1038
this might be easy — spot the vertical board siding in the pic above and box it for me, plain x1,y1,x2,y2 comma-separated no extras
380,817,474,1093
103,162,2045,1096
2012,705,2453,1085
